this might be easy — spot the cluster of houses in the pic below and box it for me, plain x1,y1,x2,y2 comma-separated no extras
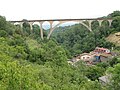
68,47,117,65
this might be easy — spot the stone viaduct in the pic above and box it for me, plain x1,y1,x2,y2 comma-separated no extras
10,18,113,39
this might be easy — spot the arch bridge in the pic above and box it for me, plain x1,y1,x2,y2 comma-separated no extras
10,18,113,39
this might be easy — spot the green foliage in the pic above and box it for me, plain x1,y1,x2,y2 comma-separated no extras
108,10,120,18
0,16,15,36
108,57,120,67
23,22,31,35
0,11,120,90
96,62,110,69
0,53,52,90
80,80,104,90
0,16,6,30
85,65,105,81
0,37,28,59
27,39,68,66
0,30,8,37
33,24,40,35
14,25,23,35
111,16,120,32
107,63,120,90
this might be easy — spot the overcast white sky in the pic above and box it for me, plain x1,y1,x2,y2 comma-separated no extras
0,0,120,21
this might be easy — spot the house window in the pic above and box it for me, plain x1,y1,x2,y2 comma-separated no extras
83,57,85,59
104,50,106,52
87,57,89,59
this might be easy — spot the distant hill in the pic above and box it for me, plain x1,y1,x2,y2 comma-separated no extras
106,32,120,46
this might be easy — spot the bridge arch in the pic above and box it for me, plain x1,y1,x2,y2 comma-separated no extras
100,20,109,27
91,20,99,30
32,22,40,27
32,22,41,34
47,20,93,39
42,21,50,30
14,22,20,26
22,22,32,34
13,22,22,30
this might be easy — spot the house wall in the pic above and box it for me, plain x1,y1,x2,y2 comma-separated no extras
81,55,91,61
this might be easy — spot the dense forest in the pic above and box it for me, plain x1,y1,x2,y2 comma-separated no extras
0,11,120,90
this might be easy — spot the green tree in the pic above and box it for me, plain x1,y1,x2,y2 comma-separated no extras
107,63,120,90
0,30,8,37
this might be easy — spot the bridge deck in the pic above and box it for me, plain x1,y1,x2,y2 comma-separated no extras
10,18,112,22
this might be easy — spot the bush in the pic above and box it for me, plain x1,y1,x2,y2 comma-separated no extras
0,30,8,37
